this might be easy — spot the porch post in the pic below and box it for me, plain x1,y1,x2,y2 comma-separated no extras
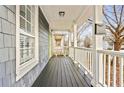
68,31,71,47
61,35,64,55
73,23,78,63
91,5,104,86
48,27,52,58
73,24,77,47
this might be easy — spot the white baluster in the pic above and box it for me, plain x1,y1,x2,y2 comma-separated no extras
88,51,89,70
88,52,90,70
89,52,90,71
86,51,88,69
113,56,116,87
103,54,106,85
120,57,123,87
96,52,100,84
91,53,93,74
90,52,92,73
89,52,91,72
107,55,111,87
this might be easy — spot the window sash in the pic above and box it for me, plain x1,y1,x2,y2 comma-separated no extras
19,6,35,64
19,5,34,35
16,5,39,81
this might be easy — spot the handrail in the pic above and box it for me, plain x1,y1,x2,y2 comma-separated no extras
70,46,124,56
69,46,93,51
97,49,124,57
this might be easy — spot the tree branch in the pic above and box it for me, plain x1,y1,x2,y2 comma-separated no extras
119,6,124,25
113,5,119,24
120,37,124,44
120,35,124,38
103,9,116,30
104,13,117,24
106,25,117,37
108,37,115,42
119,26,124,34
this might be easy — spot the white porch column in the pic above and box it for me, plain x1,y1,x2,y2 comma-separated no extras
73,24,78,47
91,5,105,87
68,32,71,47
61,35,64,55
73,23,78,63
48,28,52,58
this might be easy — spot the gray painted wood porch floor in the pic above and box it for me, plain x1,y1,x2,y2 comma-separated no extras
32,56,90,87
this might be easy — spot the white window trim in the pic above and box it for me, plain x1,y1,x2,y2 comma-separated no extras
16,5,39,81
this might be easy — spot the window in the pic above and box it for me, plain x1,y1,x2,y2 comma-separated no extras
16,5,39,81
56,39,61,47
77,19,93,48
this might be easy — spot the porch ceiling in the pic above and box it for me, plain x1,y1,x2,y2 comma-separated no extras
40,5,93,31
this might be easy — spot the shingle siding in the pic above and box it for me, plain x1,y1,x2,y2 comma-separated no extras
0,48,9,62
0,6,8,19
0,5,49,87
0,33,4,48
0,62,6,78
0,19,1,33
4,34,12,48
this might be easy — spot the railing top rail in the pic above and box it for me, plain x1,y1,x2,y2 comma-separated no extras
97,50,124,57
69,46,124,57
69,46,93,51
75,47,93,51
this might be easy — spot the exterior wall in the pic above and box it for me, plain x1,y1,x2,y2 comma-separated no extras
39,22,49,65
39,8,49,65
0,5,49,87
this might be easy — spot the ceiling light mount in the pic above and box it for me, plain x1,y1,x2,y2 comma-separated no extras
59,11,65,17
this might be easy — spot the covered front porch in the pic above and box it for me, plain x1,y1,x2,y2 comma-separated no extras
0,5,123,87
33,5,124,87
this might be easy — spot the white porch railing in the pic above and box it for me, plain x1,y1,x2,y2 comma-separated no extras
97,50,124,87
69,47,124,87
74,47,93,75
69,47,74,60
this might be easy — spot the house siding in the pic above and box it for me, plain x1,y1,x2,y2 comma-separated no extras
0,5,49,87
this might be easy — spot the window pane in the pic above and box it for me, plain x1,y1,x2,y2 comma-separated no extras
27,9,31,22
20,35,24,48
77,22,93,48
20,17,25,30
19,5,35,65
25,36,29,48
20,34,35,64
27,22,31,32
27,5,31,10
20,5,25,18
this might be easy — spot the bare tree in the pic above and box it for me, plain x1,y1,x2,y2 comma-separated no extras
103,5,124,51
103,6,124,86
84,36,92,48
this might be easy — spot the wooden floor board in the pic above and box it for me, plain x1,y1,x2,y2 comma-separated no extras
64,58,78,87
57,58,62,87
32,56,90,87
51,57,59,86
67,58,83,87
63,58,73,87
61,57,67,87
46,57,57,86
67,57,89,87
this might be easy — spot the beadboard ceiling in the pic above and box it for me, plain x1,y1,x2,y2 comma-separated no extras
40,5,93,31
